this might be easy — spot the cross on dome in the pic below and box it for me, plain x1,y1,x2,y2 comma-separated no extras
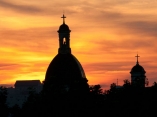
61,14,66,24
135,54,140,64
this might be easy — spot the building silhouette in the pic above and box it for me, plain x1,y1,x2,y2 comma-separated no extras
43,14,89,95
130,54,146,87
6,80,42,107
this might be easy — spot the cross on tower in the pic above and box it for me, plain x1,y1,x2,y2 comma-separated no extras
61,14,66,24
135,54,140,64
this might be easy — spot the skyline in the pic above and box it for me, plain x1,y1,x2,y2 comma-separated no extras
0,0,157,89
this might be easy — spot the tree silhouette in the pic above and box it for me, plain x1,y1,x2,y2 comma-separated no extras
89,85,103,95
10,104,21,117
5,78,157,117
0,86,9,117
21,87,42,117
152,81,157,87
109,83,117,94
123,79,131,89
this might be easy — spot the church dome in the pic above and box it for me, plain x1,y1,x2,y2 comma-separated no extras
58,24,70,33
130,63,146,73
43,14,89,94
45,53,87,84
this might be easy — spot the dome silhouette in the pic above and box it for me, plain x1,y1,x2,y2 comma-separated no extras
130,54,146,87
43,14,89,94
130,63,146,73
58,23,70,32
45,53,87,84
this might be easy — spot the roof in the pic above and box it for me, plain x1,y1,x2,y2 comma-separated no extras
130,63,146,73
14,80,41,88
45,53,87,84
58,23,71,33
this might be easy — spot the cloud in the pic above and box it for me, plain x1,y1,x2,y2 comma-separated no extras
84,62,131,72
0,63,18,70
125,21,157,36
0,61,49,83
73,37,157,57
0,27,59,53
0,0,42,14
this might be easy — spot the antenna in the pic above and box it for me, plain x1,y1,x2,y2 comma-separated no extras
117,79,118,86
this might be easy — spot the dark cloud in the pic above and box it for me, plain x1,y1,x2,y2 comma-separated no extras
121,21,157,37
0,0,42,14
0,27,57,41
73,6,157,38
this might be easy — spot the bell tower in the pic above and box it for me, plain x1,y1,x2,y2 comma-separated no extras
57,14,71,54
44,14,89,96
130,54,146,87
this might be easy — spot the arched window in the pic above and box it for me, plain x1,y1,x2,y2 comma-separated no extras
63,38,66,44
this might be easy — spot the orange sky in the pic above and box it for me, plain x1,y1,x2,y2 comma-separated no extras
0,0,157,89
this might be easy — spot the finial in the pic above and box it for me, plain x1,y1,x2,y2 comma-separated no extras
61,14,66,24
135,54,140,64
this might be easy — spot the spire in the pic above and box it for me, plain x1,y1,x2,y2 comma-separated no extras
61,14,66,24
135,54,140,64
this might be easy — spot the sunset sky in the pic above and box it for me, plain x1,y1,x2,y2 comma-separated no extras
0,0,157,89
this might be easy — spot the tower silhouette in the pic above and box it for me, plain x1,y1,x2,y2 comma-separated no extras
43,14,89,95
130,54,146,87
